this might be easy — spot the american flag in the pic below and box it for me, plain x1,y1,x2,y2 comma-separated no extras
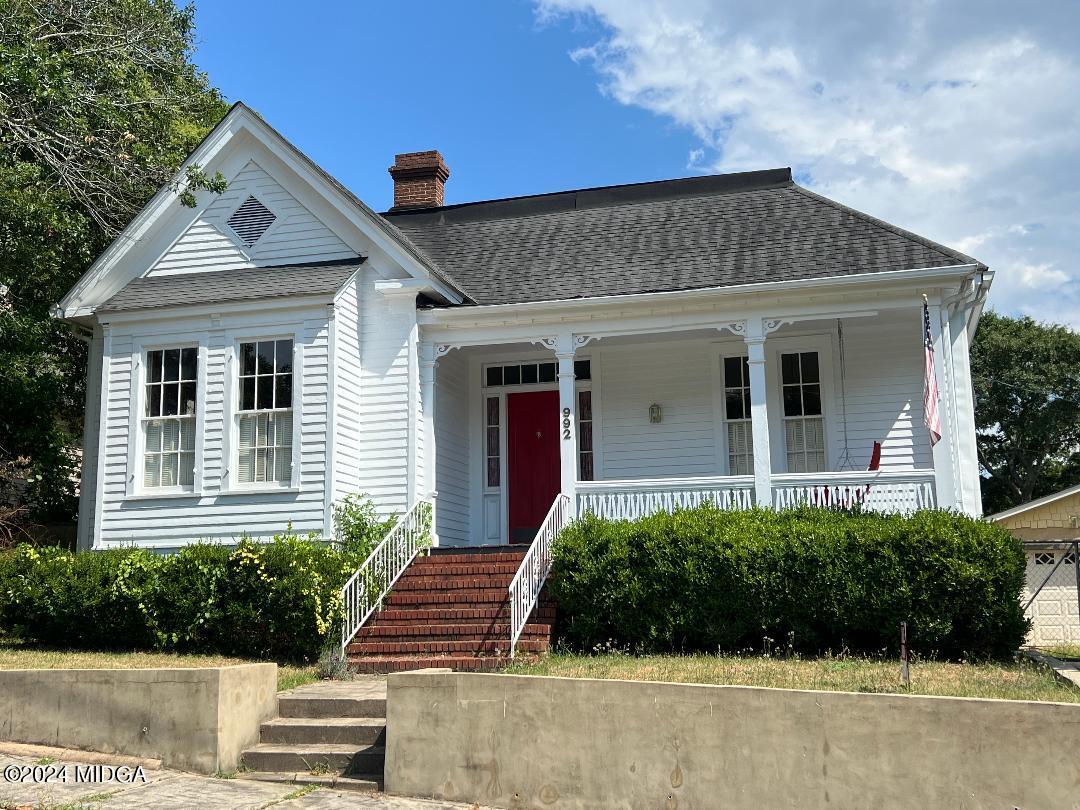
923,297,942,447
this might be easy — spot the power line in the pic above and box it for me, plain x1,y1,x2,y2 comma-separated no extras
971,374,1080,408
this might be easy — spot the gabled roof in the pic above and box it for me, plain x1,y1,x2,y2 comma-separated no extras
98,260,362,313
384,168,984,306
988,483,1080,523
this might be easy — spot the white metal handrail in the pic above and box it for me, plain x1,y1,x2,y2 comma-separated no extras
339,497,434,655
772,469,936,513
577,475,755,520
509,493,572,658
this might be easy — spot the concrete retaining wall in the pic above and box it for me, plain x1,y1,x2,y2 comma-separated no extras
0,664,276,773
385,671,1080,809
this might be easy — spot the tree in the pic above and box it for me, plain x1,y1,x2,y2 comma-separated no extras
0,0,228,526
970,311,1080,515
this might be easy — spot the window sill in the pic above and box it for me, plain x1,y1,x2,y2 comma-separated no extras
125,490,201,502
218,485,301,496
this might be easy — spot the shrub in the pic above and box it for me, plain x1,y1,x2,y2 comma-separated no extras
0,501,393,661
333,493,396,559
550,507,1028,660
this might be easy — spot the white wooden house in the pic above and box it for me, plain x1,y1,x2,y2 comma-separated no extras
56,103,990,553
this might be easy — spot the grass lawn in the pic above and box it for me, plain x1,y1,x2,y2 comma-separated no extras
505,653,1080,703
1043,644,1080,661
0,638,319,692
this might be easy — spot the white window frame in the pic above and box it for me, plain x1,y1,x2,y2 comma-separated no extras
718,351,754,476
766,333,839,474
129,337,207,498
225,331,302,492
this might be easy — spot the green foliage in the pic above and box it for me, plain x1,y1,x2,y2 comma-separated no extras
333,493,396,560
971,311,1080,514
0,0,229,522
550,506,1028,660
0,523,376,663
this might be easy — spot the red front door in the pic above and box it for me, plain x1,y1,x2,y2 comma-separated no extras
507,390,561,544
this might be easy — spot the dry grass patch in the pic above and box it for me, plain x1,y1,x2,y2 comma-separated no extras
1043,644,1080,661
0,638,318,692
506,653,1080,703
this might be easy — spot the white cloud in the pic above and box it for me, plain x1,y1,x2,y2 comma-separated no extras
537,0,1080,327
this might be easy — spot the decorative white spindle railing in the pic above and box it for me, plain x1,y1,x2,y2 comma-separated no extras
339,497,434,656
509,493,572,658
771,470,936,513
576,476,755,521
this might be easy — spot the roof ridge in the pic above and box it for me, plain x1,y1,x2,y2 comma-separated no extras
789,184,985,269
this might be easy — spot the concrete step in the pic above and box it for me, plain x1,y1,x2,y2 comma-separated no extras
240,743,384,775
347,638,548,655
237,771,381,793
277,694,386,719
348,655,514,674
259,716,386,746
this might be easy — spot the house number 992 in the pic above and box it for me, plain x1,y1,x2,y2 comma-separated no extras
562,407,572,440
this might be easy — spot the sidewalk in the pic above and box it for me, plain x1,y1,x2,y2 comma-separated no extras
0,746,481,810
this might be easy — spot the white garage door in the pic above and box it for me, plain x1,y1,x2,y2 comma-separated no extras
1024,548,1080,646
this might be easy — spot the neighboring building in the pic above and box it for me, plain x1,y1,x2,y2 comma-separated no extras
56,102,990,553
990,485,1080,646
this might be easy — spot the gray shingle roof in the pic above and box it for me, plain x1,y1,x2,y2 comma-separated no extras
383,168,982,306
99,259,362,312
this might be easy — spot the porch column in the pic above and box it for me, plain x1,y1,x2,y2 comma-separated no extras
418,341,439,544
555,333,578,517
745,319,772,507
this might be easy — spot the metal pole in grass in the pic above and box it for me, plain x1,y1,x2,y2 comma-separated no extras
900,622,910,689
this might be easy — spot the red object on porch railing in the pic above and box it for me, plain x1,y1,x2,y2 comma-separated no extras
810,441,882,508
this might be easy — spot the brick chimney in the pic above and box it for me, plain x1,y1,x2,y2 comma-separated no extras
388,150,450,210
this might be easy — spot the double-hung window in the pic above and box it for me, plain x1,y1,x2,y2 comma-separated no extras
781,351,825,473
722,356,753,475
237,339,294,485
143,347,198,488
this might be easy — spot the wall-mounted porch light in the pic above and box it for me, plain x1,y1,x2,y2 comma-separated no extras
649,403,662,424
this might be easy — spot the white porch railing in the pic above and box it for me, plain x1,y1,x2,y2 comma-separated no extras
771,470,937,513
339,497,435,656
509,493,572,658
576,476,755,520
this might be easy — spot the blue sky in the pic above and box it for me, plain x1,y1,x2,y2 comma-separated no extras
194,1,1080,327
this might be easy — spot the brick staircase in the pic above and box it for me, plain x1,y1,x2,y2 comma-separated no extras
345,546,556,673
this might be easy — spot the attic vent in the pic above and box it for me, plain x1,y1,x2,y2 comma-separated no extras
227,196,276,247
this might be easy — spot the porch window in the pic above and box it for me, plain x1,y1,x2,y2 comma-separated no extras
578,390,594,481
143,347,198,488
485,396,500,487
781,351,826,473
237,339,293,484
722,356,753,476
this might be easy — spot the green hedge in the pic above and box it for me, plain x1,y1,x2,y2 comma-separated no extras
550,507,1028,659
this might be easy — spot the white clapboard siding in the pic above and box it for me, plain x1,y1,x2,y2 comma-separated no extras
839,319,932,470
149,160,354,276
434,348,469,544
77,330,105,550
598,342,718,479
331,278,362,503
355,268,416,520
96,306,332,547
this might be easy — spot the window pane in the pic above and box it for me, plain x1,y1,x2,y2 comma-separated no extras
240,343,256,376
487,427,499,456
522,363,538,385
256,375,274,410
274,447,291,482
578,390,592,421
574,360,591,381
256,341,275,374
743,390,751,417
181,348,198,382
255,412,269,447
163,348,181,382
180,419,195,451
145,421,162,452
486,366,502,387
161,383,179,416
146,384,161,417
147,350,163,383
161,453,179,487
725,390,744,420
143,453,160,488
180,382,197,416
274,412,293,447
179,453,195,486
803,384,822,416
274,339,293,374
487,457,500,487
579,452,594,481
783,385,802,417
239,414,256,449
503,365,520,385
275,374,292,409
538,362,556,383
781,353,800,384
579,420,593,452
255,448,269,482
486,396,499,426
238,449,255,483
723,356,742,385
240,376,255,411
800,352,819,383
162,420,180,453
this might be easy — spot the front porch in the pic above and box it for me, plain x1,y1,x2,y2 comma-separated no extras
419,301,968,547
